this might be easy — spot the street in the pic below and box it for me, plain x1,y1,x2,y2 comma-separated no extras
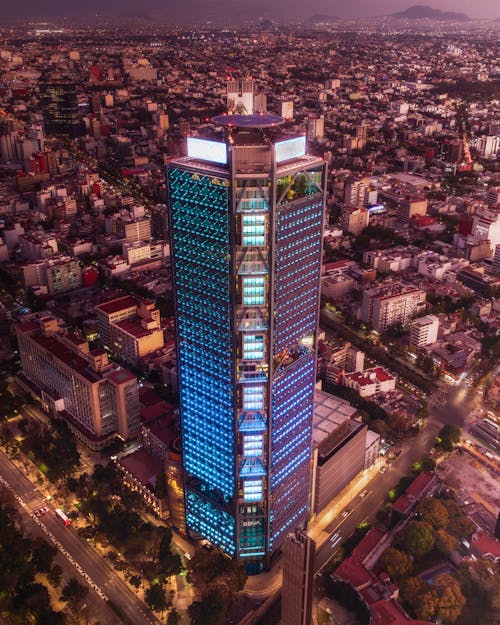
314,416,442,573
0,449,162,625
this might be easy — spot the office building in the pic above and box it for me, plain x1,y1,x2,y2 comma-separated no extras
311,391,366,515
342,207,369,235
227,79,254,114
168,114,326,571
281,100,294,120
360,286,426,331
151,204,169,240
410,315,439,347
397,196,428,226
95,296,164,368
40,81,84,138
254,92,267,113
493,244,500,274
16,315,140,450
307,114,324,142
344,180,366,208
281,530,315,625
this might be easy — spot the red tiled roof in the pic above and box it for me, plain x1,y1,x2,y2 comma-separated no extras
105,369,136,385
405,472,435,499
117,448,163,487
115,317,151,338
472,532,500,560
392,494,413,515
141,402,175,423
31,334,100,383
95,295,137,315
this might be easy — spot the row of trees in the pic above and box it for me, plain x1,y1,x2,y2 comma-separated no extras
380,496,477,623
21,419,80,482
69,463,182,584
0,487,91,625
187,549,247,625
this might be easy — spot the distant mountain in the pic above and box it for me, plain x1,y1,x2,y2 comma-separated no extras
308,14,341,23
392,5,471,21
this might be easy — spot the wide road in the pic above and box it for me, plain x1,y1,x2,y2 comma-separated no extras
0,450,162,625
314,416,442,573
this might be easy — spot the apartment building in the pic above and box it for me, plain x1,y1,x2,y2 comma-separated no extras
360,285,426,331
16,315,140,450
95,295,164,367
410,315,439,348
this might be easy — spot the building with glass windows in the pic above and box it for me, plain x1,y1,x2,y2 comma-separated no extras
167,114,326,572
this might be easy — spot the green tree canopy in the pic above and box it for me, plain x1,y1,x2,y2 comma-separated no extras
60,578,88,610
395,520,435,558
145,582,170,612
436,425,461,451
434,529,458,556
417,498,449,530
400,576,439,621
188,589,228,625
380,547,413,580
434,573,466,623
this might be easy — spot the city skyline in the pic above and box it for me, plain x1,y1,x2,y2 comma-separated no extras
1,0,500,20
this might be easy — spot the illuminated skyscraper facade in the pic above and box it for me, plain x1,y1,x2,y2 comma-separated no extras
41,81,84,138
168,114,326,572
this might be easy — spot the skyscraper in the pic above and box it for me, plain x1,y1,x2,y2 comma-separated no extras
281,530,316,625
168,114,326,572
41,81,84,138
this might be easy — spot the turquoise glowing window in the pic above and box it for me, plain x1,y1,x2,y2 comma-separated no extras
244,434,263,457
243,479,263,502
243,385,264,410
243,335,264,361
243,276,265,306
242,214,265,246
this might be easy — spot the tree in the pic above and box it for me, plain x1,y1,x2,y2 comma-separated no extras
436,425,461,451
412,456,436,474
400,577,439,621
31,538,58,573
187,548,247,600
61,578,88,610
434,573,466,623
380,547,413,580
434,529,458,555
188,589,228,625
395,520,435,558
166,608,182,625
442,498,475,539
47,564,63,588
14,582,51,614
145,583,169,612
457,559,500,615
416,498,449,530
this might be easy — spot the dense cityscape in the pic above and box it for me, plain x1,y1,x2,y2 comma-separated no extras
0,5,499,625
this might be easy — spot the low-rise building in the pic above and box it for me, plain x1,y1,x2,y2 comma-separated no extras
342,367,396,398
410,315,439,348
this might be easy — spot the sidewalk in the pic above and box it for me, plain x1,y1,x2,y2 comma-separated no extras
307,462,381,548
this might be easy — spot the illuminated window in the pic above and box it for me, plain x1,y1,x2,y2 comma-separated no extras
243,479,262,502
243,276,265,306
243,335,264,360
244,434,263,457
243,385,264,410
242,214,265,246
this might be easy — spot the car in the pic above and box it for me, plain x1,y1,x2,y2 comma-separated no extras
40,506,49,514
360,490,368,498
34,509,42,517
184,552,192,560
